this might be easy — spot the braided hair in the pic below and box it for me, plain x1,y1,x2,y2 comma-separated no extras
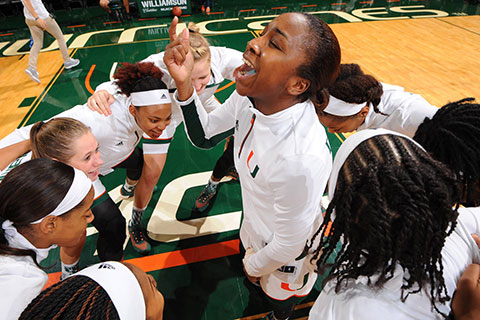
309,134,459,316
19,275,119,319
414,97,480,206
328,63,386,116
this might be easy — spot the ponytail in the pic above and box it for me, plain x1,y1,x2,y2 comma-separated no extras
30,118,90,162
187,21,211,62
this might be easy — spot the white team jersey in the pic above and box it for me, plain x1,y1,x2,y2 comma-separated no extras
0,91,170,199
0,96,139,176
309,207,480,320
0,231,54,320
358,83,438,138
96,46,243,154
59,96,144,176
175,90,332,299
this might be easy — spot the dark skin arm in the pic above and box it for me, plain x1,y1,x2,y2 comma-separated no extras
163,16,194,101
451,263,480,320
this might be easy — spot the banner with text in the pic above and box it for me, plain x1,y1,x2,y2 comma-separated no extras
137,0,191,18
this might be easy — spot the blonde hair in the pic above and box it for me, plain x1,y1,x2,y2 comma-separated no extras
187,22,211,62
30,117,91,162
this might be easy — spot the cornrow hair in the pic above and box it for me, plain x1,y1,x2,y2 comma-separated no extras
414,97,480,206
329,63,387,116
113,61,166,96
308,134,459,317
19,275,120,320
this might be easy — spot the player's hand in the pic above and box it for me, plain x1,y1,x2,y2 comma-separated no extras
452,264,480,320
87,90,114,116
472,233,480,249
37,18,47,30
243,247,261,285
163,17,194,92
99,0,110,10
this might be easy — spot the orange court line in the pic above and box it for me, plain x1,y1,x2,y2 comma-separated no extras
85,64,96,94
138,17,156,21
301,4,317,7
0,32,14,36
359,0,373,3
271,6,287,9
181,14,191,17
240,9,256,12
67,24,86,28
128,239,240,272
207,11,224,15
104,21,121,24
331,2,346,5
44,239,240,289
215,81,235,93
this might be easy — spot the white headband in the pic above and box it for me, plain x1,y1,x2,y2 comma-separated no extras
76,262,146,320
323,95,368,116
131,89,171,106
30,168,92,224
329,128,425,199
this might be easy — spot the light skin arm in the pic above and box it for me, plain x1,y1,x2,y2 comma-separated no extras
21,0,47,30
163,16,194,101
99,0,111,12
133,153,167,209
0,140,31,171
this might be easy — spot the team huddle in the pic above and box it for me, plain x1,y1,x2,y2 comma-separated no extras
1,11,480,320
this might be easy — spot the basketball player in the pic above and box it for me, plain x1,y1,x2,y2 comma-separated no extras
317,63,437,137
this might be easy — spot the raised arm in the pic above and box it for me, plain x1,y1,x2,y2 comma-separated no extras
165,17,235,149
163,17,194,101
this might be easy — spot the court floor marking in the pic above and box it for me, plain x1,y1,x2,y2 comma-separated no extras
18,48,79,128
85,64,96,94
44,239,240,288
436,16,480,36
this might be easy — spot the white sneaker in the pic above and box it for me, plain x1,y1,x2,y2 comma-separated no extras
25,67,40,83
64,58,80,69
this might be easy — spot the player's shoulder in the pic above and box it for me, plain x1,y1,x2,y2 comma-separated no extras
210,46,242,61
